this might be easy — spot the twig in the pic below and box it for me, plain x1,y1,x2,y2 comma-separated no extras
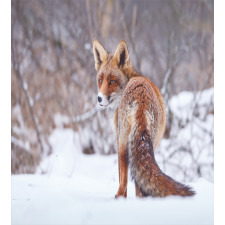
161,67,172,97
72,105,99,123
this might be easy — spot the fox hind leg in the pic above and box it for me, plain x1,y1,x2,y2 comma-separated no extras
135,183,143,197
135,183,148,197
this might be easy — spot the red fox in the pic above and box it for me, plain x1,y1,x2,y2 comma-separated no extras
92,39,195,198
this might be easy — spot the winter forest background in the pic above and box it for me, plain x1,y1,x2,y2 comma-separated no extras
11,0,214,183
11,1,215,224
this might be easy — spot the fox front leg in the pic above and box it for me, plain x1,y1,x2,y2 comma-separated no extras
115,144,128,198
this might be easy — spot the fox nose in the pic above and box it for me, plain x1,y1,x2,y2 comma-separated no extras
98,96,102,103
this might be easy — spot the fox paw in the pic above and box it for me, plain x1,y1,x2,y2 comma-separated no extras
115,189,127,198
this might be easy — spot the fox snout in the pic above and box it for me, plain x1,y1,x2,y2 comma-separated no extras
97,96,102,103
97,92,111,107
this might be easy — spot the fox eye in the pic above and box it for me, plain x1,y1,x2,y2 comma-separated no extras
99,79,103,84
110,80,116,85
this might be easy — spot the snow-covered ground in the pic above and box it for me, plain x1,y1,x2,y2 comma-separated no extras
156,87,214,182
12,88,214,224
12,154,213,225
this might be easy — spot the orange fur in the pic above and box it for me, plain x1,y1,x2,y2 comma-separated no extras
93,39,195,198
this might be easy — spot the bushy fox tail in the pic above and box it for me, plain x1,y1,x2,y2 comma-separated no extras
129,130,195,197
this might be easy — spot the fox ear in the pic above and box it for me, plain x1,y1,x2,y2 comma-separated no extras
114,39,130,68
93,39,107,71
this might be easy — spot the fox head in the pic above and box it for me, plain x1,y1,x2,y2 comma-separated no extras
93,39,132,109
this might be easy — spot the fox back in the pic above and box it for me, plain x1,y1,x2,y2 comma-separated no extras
93,39,195,197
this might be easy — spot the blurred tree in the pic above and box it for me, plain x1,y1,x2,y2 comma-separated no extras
11,0,213,181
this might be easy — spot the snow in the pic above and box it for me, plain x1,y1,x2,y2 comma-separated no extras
84,43,91,50
169,87,213,122
12,154,213,225
53,113,70,129
36,129,81,176
11,136,30,153
156,88,214,182
12,88,214,224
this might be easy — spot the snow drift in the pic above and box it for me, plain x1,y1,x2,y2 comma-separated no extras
12,88,214,225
